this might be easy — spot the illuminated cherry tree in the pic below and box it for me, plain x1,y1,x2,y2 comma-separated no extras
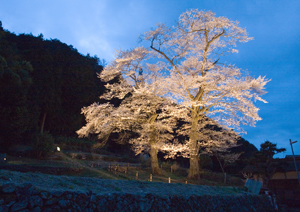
78,9,269,178
77,47,187,174
143,9,269,178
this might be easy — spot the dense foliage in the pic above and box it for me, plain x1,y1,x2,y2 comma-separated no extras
0,25,108,151
142,9,268,178
247,141,286,186
78,10,266,178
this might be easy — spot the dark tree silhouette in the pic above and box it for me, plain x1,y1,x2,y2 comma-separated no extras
250,141,286,186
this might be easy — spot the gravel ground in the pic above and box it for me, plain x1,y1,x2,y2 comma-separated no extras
0,169,247,197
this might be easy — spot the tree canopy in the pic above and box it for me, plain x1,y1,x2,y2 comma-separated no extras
77,47,187,174
142,9,269,178
78,10,268,178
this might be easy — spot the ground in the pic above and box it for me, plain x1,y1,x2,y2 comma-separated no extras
0,169,247,197
0,152,247,197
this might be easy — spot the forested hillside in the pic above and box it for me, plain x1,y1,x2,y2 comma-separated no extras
0,25,109,151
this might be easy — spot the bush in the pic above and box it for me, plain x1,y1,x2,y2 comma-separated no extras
55,136,96,151
31,132,54,158
199,154,213,170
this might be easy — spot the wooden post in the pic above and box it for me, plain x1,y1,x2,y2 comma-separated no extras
136,171,138,180
185,181,187,184
150,174,152,182
169,177,171,183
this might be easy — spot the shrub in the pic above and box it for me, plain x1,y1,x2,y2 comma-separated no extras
31,132,54,158
171,162,180,172
55,136,96,151
199,154,213,170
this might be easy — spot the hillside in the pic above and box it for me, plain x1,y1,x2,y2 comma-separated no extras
0,25,109,150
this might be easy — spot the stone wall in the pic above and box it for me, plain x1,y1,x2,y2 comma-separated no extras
0,182,275,212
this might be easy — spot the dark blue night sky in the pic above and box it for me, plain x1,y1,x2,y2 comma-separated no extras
1,0,299,157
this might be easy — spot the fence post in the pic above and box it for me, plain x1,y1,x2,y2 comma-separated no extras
169,177,171,183
136,171,138,180
150,174,152,182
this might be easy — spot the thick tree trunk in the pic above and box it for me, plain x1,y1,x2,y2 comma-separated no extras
149,144,161,175
148,118,161,175
188,154,200,179
188,113,200,179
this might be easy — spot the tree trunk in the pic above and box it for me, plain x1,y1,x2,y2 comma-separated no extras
188,113,200,179
149,144,161,175
216,155,226,184
40,112,47,134
148,118,161,175
188,154,200,179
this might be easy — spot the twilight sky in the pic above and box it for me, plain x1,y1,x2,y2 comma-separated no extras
1,0,299,157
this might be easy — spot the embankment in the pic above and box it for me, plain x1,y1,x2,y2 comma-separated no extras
0,182,275,212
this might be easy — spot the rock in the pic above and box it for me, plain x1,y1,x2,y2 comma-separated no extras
72,193,78,199
29,195,43,208
52,205,61,211
43,208,53,212
90,195,97,203
16,188,32,201
20,183,33,189
76,193,88,210
40,191,52,199
10,200,28,212
50,190,64,197
58,199,71,208
83,208,93,212
7,201,16,207
0,205,9,212
45,198,57,206
70,202,81,211
31,206,41,212
63,191,73,200
2,183,16,193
